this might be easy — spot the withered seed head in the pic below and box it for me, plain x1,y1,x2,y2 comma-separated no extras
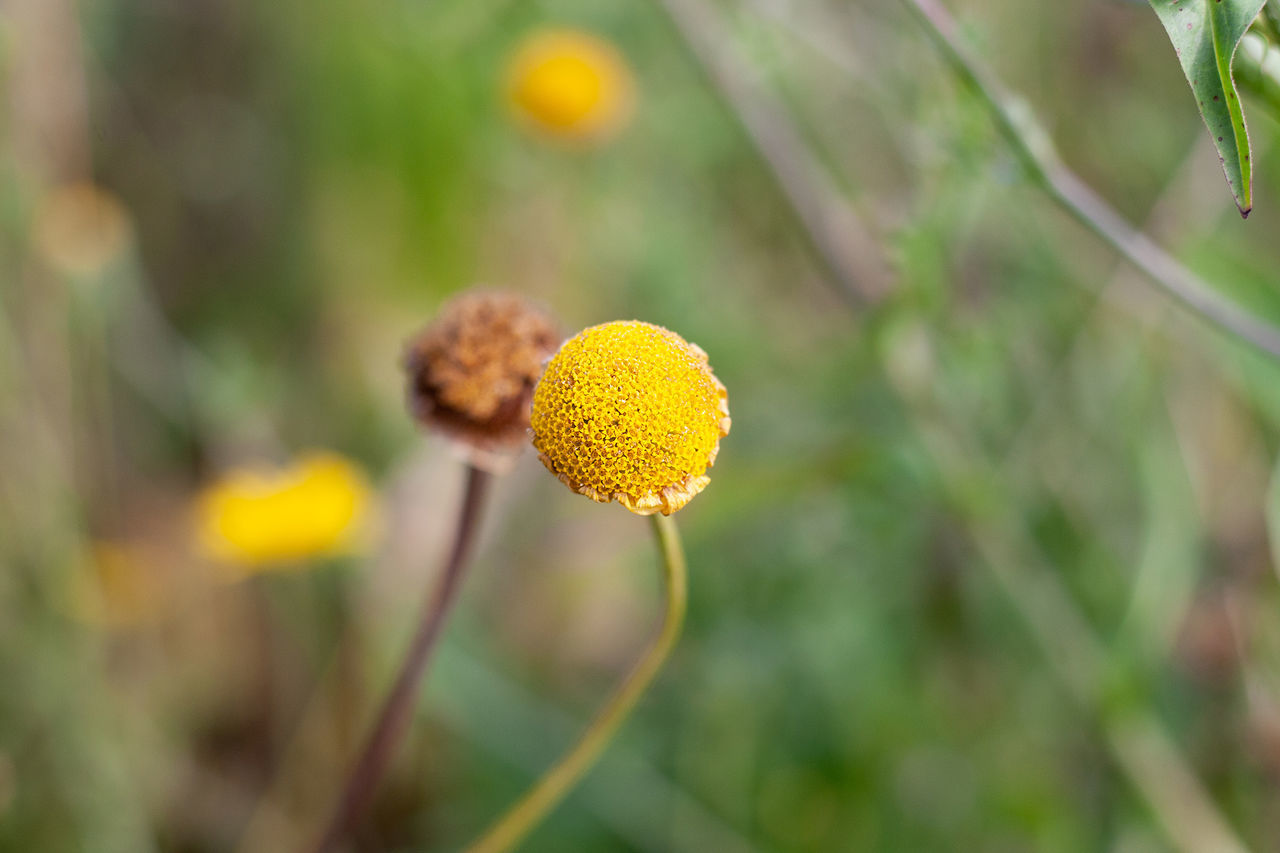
403,290,560,471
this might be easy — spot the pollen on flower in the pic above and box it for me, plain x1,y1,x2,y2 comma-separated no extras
506,29,635,143
404,290,560,469
196,452,374,572
530,321,730,515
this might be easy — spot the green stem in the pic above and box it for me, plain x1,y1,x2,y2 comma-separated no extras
463,513,688,853
898,0,1280,359
653,0,889,305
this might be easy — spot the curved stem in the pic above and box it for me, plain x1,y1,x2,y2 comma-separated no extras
310,464,492,853
463,513,688,853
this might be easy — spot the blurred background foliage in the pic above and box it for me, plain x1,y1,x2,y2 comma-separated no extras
4,0,1280,851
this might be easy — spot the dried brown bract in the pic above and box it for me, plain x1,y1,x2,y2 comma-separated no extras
404,291,560,471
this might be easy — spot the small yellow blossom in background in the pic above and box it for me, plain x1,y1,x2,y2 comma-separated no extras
531,321,730,515
196,452,375,573
506,29,635,144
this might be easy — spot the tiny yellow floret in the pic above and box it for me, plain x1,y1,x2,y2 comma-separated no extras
531,321,730,515
506,29,635,143
196,452,374,572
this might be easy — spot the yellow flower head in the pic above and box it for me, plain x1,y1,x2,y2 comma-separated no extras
196,452,374,573
404,290,560,470
506,29,635,144
531,321,730,516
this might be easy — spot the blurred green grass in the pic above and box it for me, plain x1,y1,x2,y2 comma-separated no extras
4,0,1280,851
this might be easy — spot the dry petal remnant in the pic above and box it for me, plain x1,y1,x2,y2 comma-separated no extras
405,291,560,468
531,321,730,515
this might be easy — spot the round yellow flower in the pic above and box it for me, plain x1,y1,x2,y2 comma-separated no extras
506,29,635,143
196,452,374,572
530,321,730,515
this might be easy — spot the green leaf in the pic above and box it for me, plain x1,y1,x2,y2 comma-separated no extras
1148,0,1266,217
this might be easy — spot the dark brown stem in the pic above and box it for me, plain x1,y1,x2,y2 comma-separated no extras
310,464,492,853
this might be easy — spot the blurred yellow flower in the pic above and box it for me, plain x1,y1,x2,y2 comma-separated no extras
506,29,635,143
196,452,374,572
531,321,730,515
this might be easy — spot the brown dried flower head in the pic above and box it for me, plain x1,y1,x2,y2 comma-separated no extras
404,290,560,471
